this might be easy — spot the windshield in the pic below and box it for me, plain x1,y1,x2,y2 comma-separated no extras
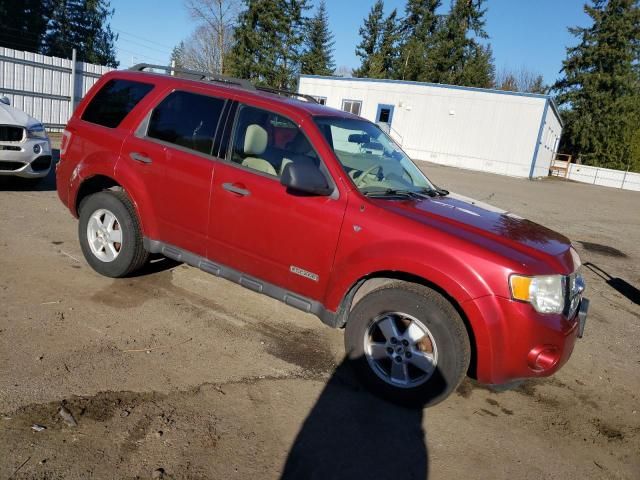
314,116,435,194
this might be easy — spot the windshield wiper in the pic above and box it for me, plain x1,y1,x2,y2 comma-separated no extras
362,188,437,199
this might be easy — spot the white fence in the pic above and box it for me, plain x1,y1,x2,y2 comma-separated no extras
0,47,112,131
551,160,640,191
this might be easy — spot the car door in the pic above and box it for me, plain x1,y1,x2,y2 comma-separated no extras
122,89,227,257
208,103,347,301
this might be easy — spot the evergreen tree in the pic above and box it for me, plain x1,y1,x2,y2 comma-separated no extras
43,0,118,67
553,0,640,171
227,0,282,85
353,0,385,78
227,0,307,89
170,42,186,69
429,0,494,87
300,0,335,76
396,0,441,81
458,42,494,88
0,0,53,53
374,9,401,79
276,0,309,89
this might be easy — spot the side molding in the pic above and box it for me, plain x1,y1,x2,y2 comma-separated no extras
143,239,340,327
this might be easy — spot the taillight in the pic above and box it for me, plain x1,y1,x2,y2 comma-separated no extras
60,129,72,158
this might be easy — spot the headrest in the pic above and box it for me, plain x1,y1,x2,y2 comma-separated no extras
287,133,311,155
244,124,268,156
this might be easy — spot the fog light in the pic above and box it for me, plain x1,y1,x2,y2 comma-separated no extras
33,144,41,154
527,345,560,371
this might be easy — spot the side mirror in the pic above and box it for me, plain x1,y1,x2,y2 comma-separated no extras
281,162,333,196
0,96,10,106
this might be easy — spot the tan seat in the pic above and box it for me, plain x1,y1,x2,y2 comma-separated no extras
241,124,277,176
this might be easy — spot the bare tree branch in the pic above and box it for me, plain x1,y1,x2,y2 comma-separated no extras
183,0,240,73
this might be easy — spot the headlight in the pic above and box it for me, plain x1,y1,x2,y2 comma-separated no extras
510,274,565,314
27,124,48,139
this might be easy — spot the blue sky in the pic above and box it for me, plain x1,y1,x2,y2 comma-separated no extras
110,0,590,85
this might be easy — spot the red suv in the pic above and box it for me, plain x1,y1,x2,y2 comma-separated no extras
56,65,588,406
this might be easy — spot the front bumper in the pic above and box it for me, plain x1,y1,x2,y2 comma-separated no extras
462,294,588,385
0,138,52,178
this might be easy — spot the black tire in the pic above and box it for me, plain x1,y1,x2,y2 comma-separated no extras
344,281,470,407
78,190,149,278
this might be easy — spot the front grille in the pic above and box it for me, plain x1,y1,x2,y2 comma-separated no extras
0,161,26,171
563,271,584,318
0,125,25,142
31,155,52,171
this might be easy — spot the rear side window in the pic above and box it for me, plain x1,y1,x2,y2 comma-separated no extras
82,79,153,128
147,91,225,155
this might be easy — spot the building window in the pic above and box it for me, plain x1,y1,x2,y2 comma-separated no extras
342,99,362,116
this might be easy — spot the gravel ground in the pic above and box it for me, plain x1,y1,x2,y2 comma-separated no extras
0,155,638,480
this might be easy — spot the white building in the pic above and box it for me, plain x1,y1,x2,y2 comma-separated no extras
298,75,563,179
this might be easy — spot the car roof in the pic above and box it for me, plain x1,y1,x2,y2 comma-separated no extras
105,69,358,120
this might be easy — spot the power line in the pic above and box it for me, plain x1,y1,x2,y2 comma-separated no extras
115,46,168,66
112,28,176,51
115,36,173,56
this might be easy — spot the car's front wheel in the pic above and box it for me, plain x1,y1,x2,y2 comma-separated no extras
344,281,470,407
78,190,149,277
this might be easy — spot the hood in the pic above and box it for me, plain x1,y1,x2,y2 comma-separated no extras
0,102,41,128
374,192,572,263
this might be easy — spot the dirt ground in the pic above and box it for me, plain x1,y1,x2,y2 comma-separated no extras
0,154,638,480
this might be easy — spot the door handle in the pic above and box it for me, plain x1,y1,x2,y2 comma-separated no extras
222,182,251,196
130,152,152,164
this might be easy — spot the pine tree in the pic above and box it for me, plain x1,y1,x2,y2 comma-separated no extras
553,0,640,171
458,42,494,88
300,0,335,76
0,0,53,53
227,0,307,89
170,42,186,69
429,0,494,87
43,0,118,67
227,0,282,85
42,0,74,57
396,0,441,81
276,0,309,89
374,9,400,79
353,0,385,78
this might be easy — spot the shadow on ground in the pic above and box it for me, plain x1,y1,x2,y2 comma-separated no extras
585,262,640,306
281,359,430,480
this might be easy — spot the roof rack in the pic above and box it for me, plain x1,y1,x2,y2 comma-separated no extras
128,63,317,104
129,63,254,89
254,85,318,104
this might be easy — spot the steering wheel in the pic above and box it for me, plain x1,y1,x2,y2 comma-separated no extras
352,164,384,187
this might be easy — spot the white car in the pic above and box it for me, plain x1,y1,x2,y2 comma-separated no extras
0,96,52,181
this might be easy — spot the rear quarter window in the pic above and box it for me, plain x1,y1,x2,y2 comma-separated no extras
82,79,154,128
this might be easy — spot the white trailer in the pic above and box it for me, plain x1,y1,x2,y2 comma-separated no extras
298,75,563,179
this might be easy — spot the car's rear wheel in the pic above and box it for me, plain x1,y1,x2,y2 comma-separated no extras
78,190,148,277
344,281,470,407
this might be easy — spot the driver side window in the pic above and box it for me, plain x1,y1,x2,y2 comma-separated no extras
230,105,319,178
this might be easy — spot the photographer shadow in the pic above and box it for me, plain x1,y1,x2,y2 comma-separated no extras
281,358,438,480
